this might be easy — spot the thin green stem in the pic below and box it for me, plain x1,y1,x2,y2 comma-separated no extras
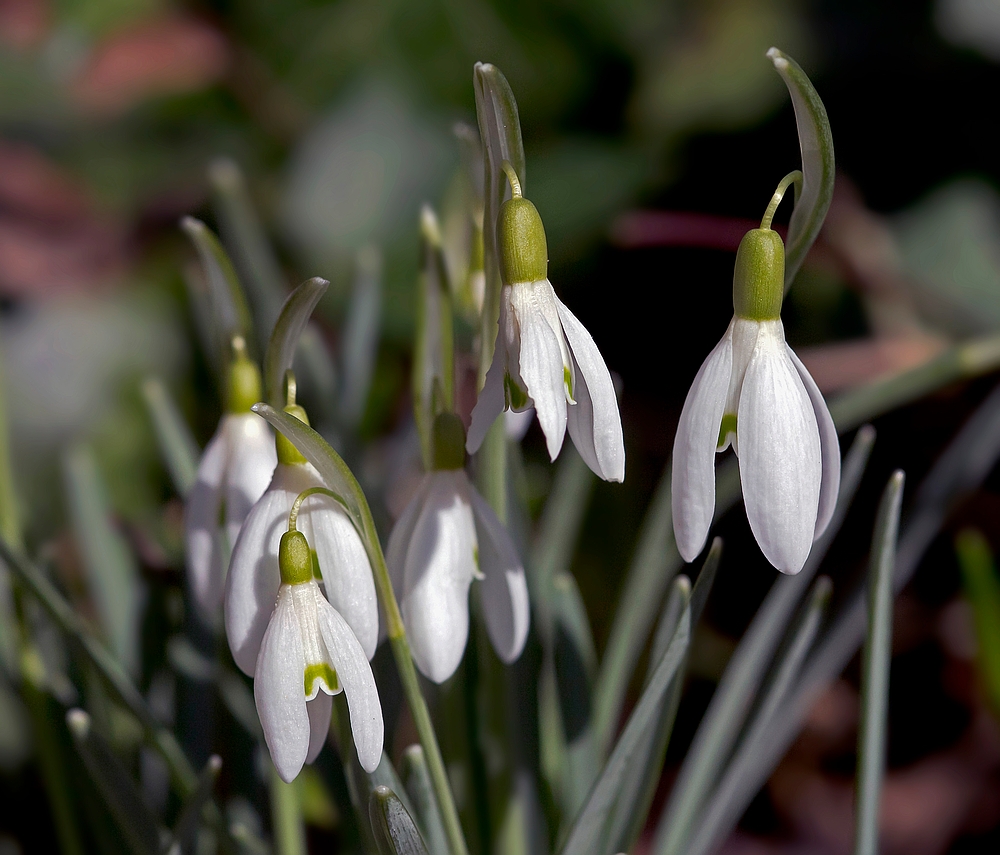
760,170,802,231
501,161,522,199
269,763,307,855
287,487,348,532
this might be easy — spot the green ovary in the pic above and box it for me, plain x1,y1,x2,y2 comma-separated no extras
304,663,339,696
717,413,737,449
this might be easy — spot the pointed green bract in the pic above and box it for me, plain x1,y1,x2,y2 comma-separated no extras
264,277,330,408
370,786,430,855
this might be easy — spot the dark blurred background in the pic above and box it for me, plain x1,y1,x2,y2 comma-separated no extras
3,0,1000,852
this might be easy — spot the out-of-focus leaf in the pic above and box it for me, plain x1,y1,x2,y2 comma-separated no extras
66,708,163,855
171,754,222,855
180,217,253,355
140,378,199,498
768,48,835,292
956,529,1000,715
263,277,330,407
63,444,142,677
370,786,429,855
402,745,449,855
560,579,690,855
854,471,903,855
340,246,382,430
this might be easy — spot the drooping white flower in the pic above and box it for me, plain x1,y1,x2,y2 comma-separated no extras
255,529,383,781
225,404,378,676
671,223,840,575
185,344,276,619
466,167,624,483
388,414,529,683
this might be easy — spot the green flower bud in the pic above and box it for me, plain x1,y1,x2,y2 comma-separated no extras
431,412,466,470
278,529,313,586
276,404,310,466
732,228,785,322
226,337,262,413
498,197,548,285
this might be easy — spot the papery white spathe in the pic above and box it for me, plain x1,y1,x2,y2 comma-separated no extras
386,469,529,683
467,280,625,483
255,577,383,781
671,318,840,575
225,461,378,675
185,413,277,618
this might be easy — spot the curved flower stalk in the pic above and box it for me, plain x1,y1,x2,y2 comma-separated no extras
672,173,840,575
467,163,625,483
225,400,378,676
185,337,276,618
256,528,383,781
388,413,529,683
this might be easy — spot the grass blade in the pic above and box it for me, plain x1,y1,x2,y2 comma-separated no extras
171,754,223,854
854,471,904,855
141,378,199,498
956,529,1000,715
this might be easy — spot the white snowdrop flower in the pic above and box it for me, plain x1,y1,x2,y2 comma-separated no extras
255,529,383,781
225,403,378,676
671,203,840,575
185,339,276,619
466,164,625,483
389,413,529,683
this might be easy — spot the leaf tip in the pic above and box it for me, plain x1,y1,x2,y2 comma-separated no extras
66,708,91,739
766,46,788,68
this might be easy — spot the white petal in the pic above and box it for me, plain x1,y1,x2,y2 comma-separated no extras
554,298,625,482
315,596,384,773
225,463,319,676
468,482,529,663
223,414,277,557
787,346,841,538
254,587,310,783
306,692,332,764
738,324,822,574
467,329,507,454
305,499,379,660
511,282,568,461
185,424,229,620
402,472,478,683
671,325,734,563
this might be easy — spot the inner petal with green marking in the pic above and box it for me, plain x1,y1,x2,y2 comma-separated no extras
717,413,738,450
304,662,340,697
504,371,528,410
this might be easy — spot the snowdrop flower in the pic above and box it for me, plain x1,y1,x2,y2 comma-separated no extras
256,528,383,781
388,413,529,683
225,402,378,676
467,164,624,483
185,338,276,619
671,182,840,575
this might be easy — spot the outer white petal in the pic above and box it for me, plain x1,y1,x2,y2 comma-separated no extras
306,692,333,764
225,463,318,676
511,282,568,461
384,476,431,645
467,330,507,454
671,325,734,562
467,481,529,663
554,298,625,482
787,346,841,538
315,596,384,773
223,414,277,559
306,499,379,660
185,424,229,620
738,324,822,574
402,472,478,683
254,587,310,783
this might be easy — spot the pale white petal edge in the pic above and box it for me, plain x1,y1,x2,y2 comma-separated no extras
185,426,229,621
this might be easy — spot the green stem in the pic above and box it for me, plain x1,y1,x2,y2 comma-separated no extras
269,763,307,855
760,170,802,231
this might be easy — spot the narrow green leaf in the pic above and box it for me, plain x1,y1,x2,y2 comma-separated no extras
66,708,163,855
340,245,382,429
263,277,330,407
655,427,875,855
171,754,223,854
180,217,253,351
370,786,430,855
767,48,835,292
63,445,142,677
560,580,691,855
141,378,199,497
684,577,831,855
854,471,903,855
956,529,1000,715
402,745,450,855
